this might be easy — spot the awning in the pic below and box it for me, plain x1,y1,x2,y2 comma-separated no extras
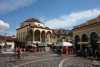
31,45,37,47
63,42,73,47
55,42,73,47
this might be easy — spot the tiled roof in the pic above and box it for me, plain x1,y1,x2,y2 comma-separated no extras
0,35,16,41
74,15,100,29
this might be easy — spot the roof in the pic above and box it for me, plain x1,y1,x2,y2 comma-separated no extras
0,35,16,41
24,18,41,23
74,15,100,30
17,18,51,30
52,29,70,35
19,18,43,28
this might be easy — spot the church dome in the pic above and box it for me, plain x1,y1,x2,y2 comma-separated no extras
24,18,41,23
20,18,48,28
20,18,42,27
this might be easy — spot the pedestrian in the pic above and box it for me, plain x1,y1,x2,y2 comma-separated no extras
16,47,22,59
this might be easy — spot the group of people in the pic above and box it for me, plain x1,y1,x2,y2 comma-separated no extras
51,46,73,56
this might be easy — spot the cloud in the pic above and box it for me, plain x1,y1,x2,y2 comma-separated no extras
0,20,10,31
0,0,37,14
45,9,100,29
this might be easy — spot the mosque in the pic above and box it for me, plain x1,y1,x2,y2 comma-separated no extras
16,18,53,51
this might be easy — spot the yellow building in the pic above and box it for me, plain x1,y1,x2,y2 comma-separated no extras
73,15,100,57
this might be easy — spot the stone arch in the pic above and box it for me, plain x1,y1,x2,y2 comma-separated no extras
81,34,89,57
27,28,33,41
34,30,40,41
74,35,80,50
90,32,98,44
90,32,98,54
46,31,52,43
90,32,98,48
81,34,88,42
41,31,45,42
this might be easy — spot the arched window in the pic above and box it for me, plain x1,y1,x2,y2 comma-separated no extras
90,32,98,56
27,29,33,41
46,31,52,43
74,35,80,50
81,34,88,42
90,32,98,46
41,31,45,42
34,30,40,41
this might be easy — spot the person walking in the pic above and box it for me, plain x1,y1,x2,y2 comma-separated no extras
16,47,22,59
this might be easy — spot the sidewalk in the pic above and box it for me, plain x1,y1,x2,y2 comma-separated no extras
6,51,54,61
0,51,55,67
63,55,100,67
4,51,56,66
0,51,51,57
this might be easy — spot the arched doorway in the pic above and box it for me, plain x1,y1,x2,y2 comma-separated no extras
90,32,98,46
45,31,52,52
40,31,46,51
41,31,45,42
81,34,88,57
90,32,98,57
81,34,88,42
46,31,51,44
74,35,80,56
27,28,33,41
34,30,40,41
26,28,33,49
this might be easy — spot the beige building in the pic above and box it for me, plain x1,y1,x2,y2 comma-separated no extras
73,15,100,56
16,18,53,49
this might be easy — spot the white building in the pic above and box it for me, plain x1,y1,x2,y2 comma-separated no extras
0,35,15,53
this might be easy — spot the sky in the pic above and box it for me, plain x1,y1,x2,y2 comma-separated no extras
0,0,100,35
